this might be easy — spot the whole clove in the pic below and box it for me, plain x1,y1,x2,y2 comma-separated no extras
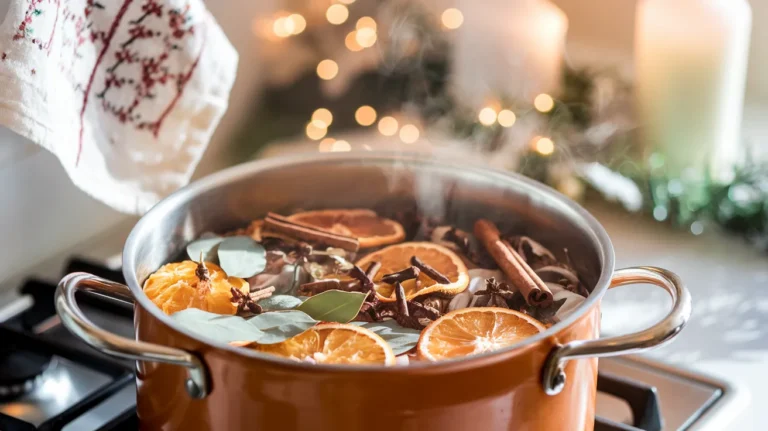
381,266,420,285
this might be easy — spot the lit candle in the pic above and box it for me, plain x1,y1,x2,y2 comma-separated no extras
635,0,752,183
452,0,567,107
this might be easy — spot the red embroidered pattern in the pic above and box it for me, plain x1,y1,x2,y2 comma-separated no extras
8,0,205,165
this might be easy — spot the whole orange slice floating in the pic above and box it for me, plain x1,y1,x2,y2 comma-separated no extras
355,242,469,302
417,307,545,361
143,261,249,315
287,209,405,248
237,323,396,365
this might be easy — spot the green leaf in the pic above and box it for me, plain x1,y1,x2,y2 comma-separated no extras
217,236,266,278
186,236,224,263
247,310,317,344
259,295,303,311
171,308,264,343
354,320,422,355
296,290,367,323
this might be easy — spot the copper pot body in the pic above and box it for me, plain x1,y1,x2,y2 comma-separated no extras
135,301,600,430
55,153,691,431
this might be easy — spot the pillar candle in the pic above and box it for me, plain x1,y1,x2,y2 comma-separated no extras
635,0,752,183
452,0,568,108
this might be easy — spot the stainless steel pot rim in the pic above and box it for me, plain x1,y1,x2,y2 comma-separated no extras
123,151,616,372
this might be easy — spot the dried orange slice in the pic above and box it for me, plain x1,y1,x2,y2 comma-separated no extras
417,307,545,361
143,260,249,315
355,242,469,302
287,209,405,248
241,323,396,365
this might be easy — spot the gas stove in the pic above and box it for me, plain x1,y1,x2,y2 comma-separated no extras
0,258,742,430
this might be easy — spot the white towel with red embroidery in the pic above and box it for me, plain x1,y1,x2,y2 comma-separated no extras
0,0,237,214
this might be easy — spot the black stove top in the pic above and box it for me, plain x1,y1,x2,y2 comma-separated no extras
0,258,677,430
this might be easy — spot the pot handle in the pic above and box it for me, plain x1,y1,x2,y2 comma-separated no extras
55,272,210,399
541,266,691,396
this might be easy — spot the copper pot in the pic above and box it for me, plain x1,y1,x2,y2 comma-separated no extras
55,153,691,430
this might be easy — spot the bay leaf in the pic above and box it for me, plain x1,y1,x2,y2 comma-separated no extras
259,295,303,311
171,308,264,343
218,236,267,278
355,320,422,355
247,310,317,344
296,290,367,323
186,236,224,263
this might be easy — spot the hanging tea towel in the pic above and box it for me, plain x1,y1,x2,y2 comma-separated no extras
0,0,237,214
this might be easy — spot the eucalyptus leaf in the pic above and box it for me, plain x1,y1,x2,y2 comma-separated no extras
186,236,224,263
171,308,264,343
218,236,267,278
296,290,367,323
247,310,317,344
259,295,303,311
355,320,422,355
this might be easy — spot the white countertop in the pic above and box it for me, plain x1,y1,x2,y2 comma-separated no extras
589,203,768,430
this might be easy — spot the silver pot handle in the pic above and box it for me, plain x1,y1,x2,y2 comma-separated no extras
55,272,210,399
541,266,692,396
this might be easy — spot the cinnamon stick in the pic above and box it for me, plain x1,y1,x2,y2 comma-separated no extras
473,219,553,307
263,213,359,252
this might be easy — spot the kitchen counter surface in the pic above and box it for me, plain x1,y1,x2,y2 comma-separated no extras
588,202,767,430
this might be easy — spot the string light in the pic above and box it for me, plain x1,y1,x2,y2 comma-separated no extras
355,27,377,48
326,4,349,25
534,93,555,113
311,108,333,128
339,0,355,4
534,136,555,155
318,138,336,152
287,14,306,35
331,140,351,152
441,8,464,29
478,107,497,126
345,31,363,51
399,124,420,143
356,17,377,31
355,106,377,126
378,116,398,136
306,122,327,140
316,59,338,80
498,109,516,127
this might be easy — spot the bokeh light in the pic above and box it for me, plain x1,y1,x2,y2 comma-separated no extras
331,140,351,152
306,122,327,140
356,16,377,31
318,138,336,152
497,109,516,127
311,108,333,128
399,124,420,143
478,107,497,126
355,28,377,48
345,31,363,51
316,59,339,80
326,4,349,25
534,93,555,113
441,8,464,29
378,116,399,136
355,106,377,126
534,136,555,155
286,14,306,35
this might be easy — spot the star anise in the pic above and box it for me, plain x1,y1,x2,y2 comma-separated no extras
230,286,275,316
475,278,517,308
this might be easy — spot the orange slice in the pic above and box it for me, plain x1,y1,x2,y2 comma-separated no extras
417,308,545,361
143,261,249,315
240,323,396,365
287,209,405,248
355,242,469,302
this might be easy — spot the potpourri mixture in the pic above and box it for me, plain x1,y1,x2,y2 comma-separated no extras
144,208,588,365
